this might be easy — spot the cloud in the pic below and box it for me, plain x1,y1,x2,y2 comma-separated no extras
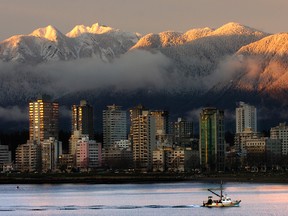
186,108,202,122
33,50,172,96
0,50,175,106
59,106,72,118
0,106,28,122
2,49,241,103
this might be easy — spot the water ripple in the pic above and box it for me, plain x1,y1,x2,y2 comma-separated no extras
0,204,201,212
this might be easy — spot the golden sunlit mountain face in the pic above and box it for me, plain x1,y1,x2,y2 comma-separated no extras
29,25,61,42
66,23,114,38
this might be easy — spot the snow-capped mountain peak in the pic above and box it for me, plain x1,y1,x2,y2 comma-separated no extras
212,22,264,36
66,23,114,38
30,25,64,42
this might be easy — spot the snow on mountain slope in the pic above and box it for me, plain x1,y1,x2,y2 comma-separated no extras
211,22,265,36
238,33,288,59
0,23,140,63
130,31,185,49
30,25,65,42
66,23,114,37
1,22,288,109
232,33,288,98
130,22,269,86
131,22,267,50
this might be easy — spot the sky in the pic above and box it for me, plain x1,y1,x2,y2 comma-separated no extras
1,0,288,41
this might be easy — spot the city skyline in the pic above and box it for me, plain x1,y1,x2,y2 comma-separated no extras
0,98,281,133
1,0,288,41
1,2,288,211
9,98,288,174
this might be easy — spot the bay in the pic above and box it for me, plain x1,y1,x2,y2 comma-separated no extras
0,182,287,215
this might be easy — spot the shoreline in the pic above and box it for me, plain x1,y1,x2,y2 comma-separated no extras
1,172,288,184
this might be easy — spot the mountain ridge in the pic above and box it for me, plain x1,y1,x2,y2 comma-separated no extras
0,22,288,131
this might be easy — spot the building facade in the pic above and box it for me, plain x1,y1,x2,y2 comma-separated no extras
69,130,87,156
150,110,169,135
236,102,257,133
270,122,288,155
76,136,101,170
234,128,262,153
15,140,40,172
199,107,225,172
153,148,165,172
173,117,193,146
131,110,156,170
102,144,133,169
129,105,148,142
0,144,11,171
41,137,62,172
103,105,127,149
29,98,59,142
72,100,94,139
152,147,194,172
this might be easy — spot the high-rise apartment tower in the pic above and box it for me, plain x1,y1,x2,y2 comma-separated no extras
199,107,225,172
103,105,127,149
72,100,94,139
29,98,59,142
131,110,156,170
236,102,257,133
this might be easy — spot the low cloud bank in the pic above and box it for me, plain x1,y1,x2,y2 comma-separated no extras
0,50,278,124
0,106,28,122
0,50,246,102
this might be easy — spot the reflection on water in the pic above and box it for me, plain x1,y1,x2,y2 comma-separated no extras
0,182,287,216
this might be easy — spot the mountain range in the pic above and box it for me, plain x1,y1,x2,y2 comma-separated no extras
0,22,288,131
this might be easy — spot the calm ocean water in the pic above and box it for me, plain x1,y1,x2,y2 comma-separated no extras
0,181,287,216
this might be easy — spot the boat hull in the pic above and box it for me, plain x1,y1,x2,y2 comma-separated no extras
203,200,241,207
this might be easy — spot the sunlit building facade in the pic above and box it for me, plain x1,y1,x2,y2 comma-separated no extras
199,107,225,172
131,110,156,170
29,98,59,143
129,105,148,142
69,130,87,164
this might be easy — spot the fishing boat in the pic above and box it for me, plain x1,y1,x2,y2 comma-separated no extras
203,181,241,207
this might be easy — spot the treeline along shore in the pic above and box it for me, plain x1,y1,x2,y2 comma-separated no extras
1,172,288,184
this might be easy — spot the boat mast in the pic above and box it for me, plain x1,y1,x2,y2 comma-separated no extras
207,181,224,199
220,180,223,199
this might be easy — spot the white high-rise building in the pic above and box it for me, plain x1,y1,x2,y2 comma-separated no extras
236,102,257,133
103,105,127,149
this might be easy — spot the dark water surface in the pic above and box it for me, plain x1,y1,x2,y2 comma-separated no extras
0,182,287,215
